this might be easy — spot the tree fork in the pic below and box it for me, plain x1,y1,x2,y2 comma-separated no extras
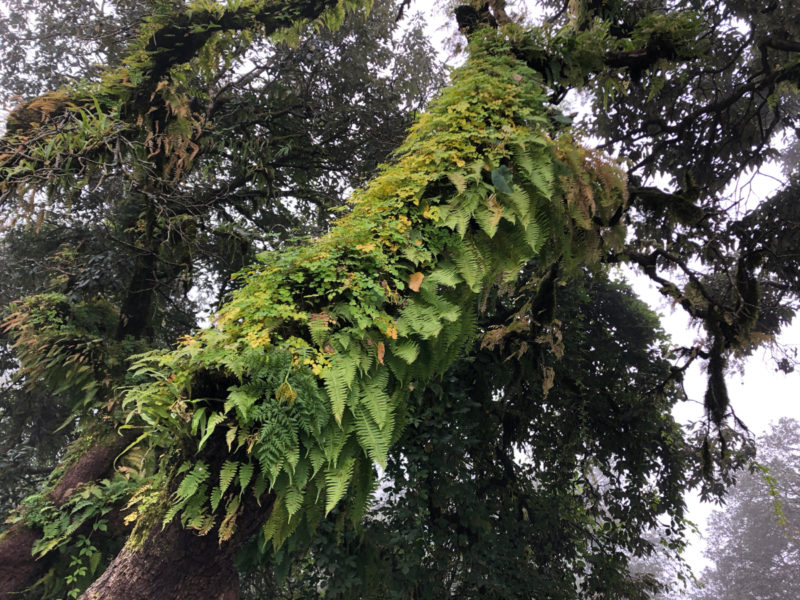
0,432,133,599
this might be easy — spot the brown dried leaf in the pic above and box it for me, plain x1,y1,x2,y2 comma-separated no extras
377,341,385,365
409,272,424,292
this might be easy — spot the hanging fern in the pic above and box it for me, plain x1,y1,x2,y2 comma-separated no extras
116,31,628,551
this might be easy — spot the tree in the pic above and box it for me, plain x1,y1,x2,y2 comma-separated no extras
0,0,798,598
0,1,446,596
0,0,442,524
693,419,800,600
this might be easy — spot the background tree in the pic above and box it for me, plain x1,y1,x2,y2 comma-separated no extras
692,418,800,600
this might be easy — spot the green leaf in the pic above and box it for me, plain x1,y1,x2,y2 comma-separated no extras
198,412,225,450
491,166,514,194
219,460,238,496
390,340,419,364
238,462,255,493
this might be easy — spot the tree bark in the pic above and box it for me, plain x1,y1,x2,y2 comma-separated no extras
80,494,275,600
0,432,132,599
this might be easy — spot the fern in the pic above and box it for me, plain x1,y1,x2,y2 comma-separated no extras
238,462,254,494
353,405,392,466
218,460,239,496
319,412,352,466
390,339,420,364
506,186,533,223
419,285,461,323
252,472,268,504
284,485,305,517
324,457,356,515
397,301,443,339
359,370,391,430
453,238,485,291
427,262,463,288
347,459,376,526
174,461,209,502
323,353,357,423
113,39,628,549
210,486,223,512
198,412,225,450
218,496,240,542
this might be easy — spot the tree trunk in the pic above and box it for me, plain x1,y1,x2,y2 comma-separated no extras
0,524,46,599
80,495,275,600
0,432,132,599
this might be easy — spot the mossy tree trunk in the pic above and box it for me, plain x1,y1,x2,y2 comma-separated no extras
0,434,132,599
79,494,274,600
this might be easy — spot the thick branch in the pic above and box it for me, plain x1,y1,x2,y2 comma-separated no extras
0,432,133,599
79,493,275,600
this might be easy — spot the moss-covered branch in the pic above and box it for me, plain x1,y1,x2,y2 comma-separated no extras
118,31,627,550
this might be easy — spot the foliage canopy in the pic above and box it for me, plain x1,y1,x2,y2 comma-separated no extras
0,0,798,598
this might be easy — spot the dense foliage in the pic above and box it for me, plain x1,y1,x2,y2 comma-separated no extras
236,269,693,599
0,0,798,598
0,0,442,521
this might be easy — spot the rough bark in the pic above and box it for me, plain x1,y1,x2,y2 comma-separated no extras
116,247,158,340
0,524,45,599
0,433,132,599
80,494,275,600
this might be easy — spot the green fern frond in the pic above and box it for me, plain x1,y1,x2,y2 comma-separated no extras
284,485,305,517
353,405,393,466
324,457,356,515
219,460,239,496
175,461,209,502
238,461,254,494
323,354,357,423
427,262,463,288
210,486,223,512
359,370,391,429
390,339,420,364
198,412,225,450
453,238,485,291
506,186,533,223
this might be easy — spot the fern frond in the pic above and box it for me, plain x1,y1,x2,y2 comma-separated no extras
284,485,305,517
218,496,240,542
427,262,463,288
198,412,225,450
219,460,239,496
323,354,356,423
324,457,356,515
390,339,419,364
354,405,393,466
454,238,485,291
359,370,391,429
238,461,255,494
210,486,223,512
175,461,209,502
399,308,440,339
